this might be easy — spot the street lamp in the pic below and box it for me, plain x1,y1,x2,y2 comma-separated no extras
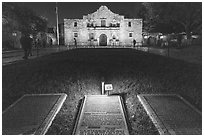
56,2,60,47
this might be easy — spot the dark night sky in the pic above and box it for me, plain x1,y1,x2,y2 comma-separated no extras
19,2,142,27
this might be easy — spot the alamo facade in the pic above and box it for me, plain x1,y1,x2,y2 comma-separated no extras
64,6,142,47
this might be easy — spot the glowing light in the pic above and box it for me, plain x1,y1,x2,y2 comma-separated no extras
144,36,148,39
160,36,164,39
12,32,17,36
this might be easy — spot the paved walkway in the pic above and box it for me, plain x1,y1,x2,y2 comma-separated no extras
3,46,201,65
2,46,68,66
136,46,201,64
137,94,202,135
73,95,129,135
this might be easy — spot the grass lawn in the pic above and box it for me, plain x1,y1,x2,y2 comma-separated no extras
159,45,202,64
169,46,202,64
2,48,201,135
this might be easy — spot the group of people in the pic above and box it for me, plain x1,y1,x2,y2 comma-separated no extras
20,33,51,59
145,34,185,48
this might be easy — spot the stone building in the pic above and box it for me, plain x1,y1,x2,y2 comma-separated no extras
64,5,142,47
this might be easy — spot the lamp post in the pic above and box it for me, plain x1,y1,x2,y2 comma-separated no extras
56,2,60,48
102,82,105,95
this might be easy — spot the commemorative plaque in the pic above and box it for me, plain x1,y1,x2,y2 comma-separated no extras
2,93,67,135
137,94,202,135
73,95,129,135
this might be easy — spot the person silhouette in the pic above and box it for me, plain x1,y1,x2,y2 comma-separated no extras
74,38,77,48
133,39,136,48
20,33,33,59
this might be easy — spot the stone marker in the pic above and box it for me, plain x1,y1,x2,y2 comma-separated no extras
137,94,202,135
2,93,67,135
73,95,129,135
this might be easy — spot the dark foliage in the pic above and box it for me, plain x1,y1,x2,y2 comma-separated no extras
2,2,48,36
139,2,202,36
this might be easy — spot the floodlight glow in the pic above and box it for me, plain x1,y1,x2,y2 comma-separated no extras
105,84,113,91
12,32,17,36
144,36,148,39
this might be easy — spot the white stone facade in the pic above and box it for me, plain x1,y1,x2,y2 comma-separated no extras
64,6,142,47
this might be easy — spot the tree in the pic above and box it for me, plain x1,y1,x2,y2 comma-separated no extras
158,3,201,38
137,3,159,33
141,2,202,38
2,3,22,49
3,3,48,38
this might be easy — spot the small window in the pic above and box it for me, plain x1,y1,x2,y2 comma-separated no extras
129,33,132,37
89,33,94,39
87,23,90,27
74,33,78,37
128,22,131,27
101,20,106,27
74,22,77,27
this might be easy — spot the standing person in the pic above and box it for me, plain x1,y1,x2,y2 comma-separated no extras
74,38,77,48
50,38,53,46
133,39,136,48
27,34,33,56
157,35,161,47
147,36,150,46
147,36,151,52
177,34,182,48
20,33,33,59
43,40,46,48
36,39,41,56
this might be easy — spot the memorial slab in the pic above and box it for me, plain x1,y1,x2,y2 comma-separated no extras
73,95,129,135
2,93,67,135
137,94,202,135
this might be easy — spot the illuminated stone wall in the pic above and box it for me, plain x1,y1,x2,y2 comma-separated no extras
64,6,142,47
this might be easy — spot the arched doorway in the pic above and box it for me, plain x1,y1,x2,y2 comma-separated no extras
99,34,107,46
